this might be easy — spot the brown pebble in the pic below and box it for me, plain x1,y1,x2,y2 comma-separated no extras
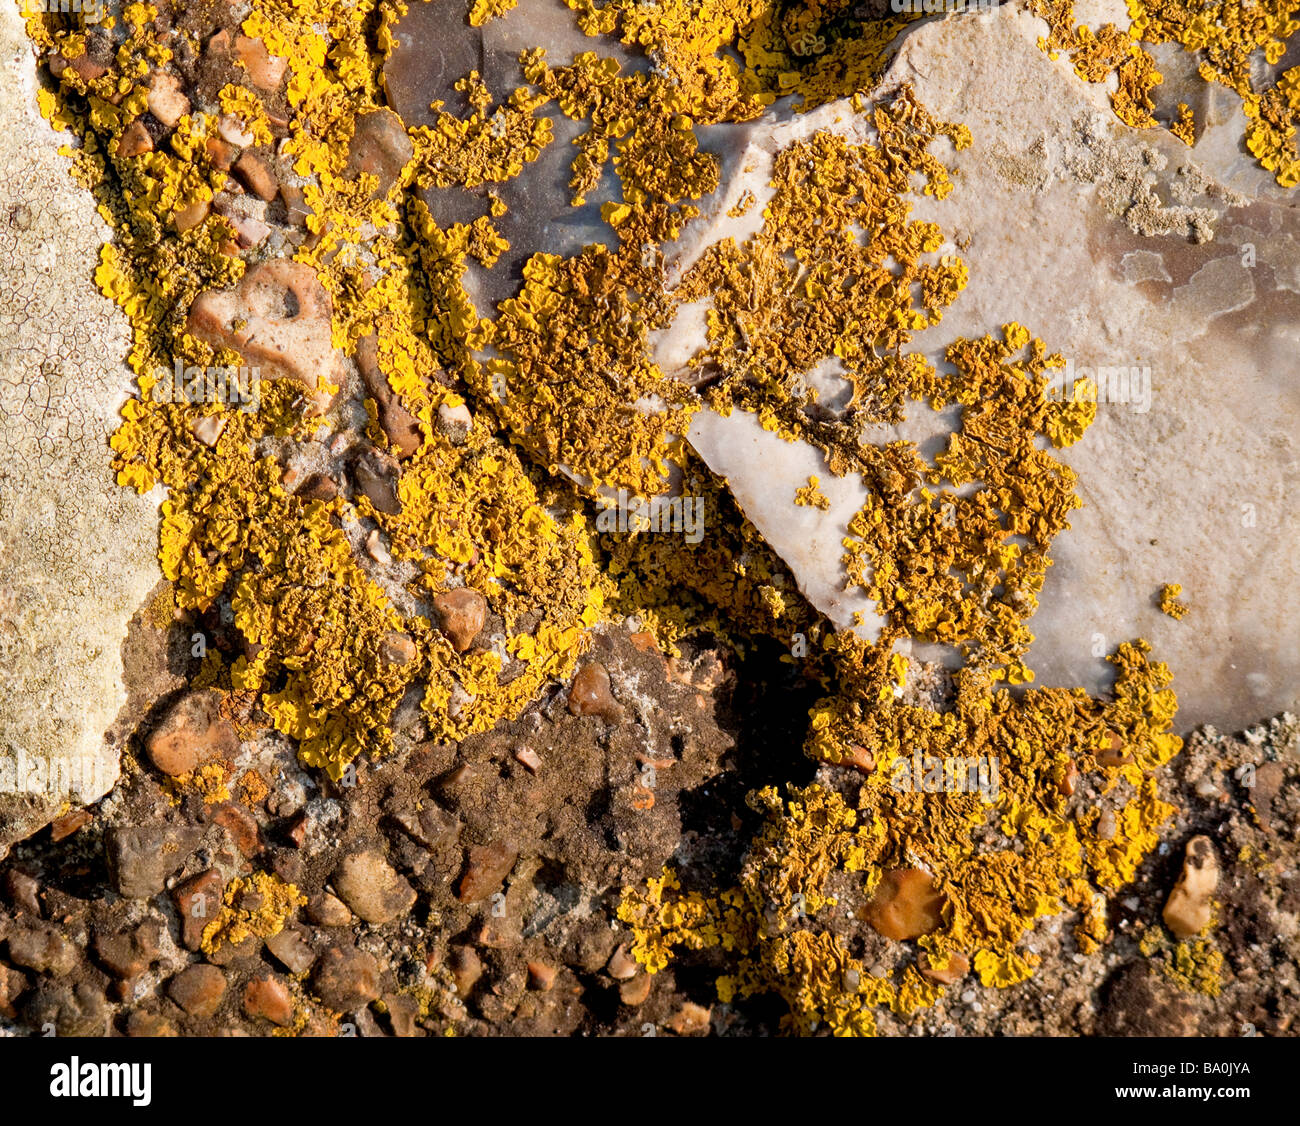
233,151,278,202
433,588,487,653
513,746,541,774
619,974,652,1006
456,841,517,902
379,631,418,667
187,258,339,412
212,803,263,857
234,35,288,91
173,870,224,951
173,198,210,234
0,965,25,1021
145,689,238,778
1163,835,1218,938
331,850,416,925
265,927,316,975
918,950,970,986
356,333,423,458
311,945,380,1012
446,945,482,997
206,136,238,171
49,808,92,843
842,744,876,773
125,1009,175,1038
568,661,624,722
168,964,226,1018
4,869,41,915
306,891,353,927
526,961,557,992
860,868,945,941
117,120,153,158
606,943,638,981
243,974,294,1026
92,921,161,980
7,921,78,975
146,72,190,128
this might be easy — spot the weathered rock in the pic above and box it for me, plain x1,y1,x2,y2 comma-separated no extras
24,979,108,1036
1163,835,1219,938
212,802,262,858
4,868,41,915
145,689,238,778
233,35,288,92
311,945,380,1011
265,926,316,975
145,72,189,128
446,945,482,998
433,588,487,653
331,849,417,925
232,151,279,202
919,950,970,987
168,964,226,1018
356,333,423,458
351,448,403,515
306,891,353,927
105,825,202,898
0,0,161,857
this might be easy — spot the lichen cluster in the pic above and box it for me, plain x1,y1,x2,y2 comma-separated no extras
23,0,1258,1035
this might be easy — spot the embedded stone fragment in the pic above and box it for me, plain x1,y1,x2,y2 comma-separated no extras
173,869,224,950
233,35,288,91
345,108,414,196
567,661,623,723
144,689,238,778
456,841,517,902
145,72,190,128
242,974,294,1026
1163,835,1219,938
106,826,202,898
860,868,945,941
919,950,970,986
331,849,417,925
311,945,380,1011
356,333,423,458
433,588,487,653
186,259,340,412
168,964,226,1018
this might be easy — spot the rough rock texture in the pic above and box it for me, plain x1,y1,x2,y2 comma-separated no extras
0,2,160,856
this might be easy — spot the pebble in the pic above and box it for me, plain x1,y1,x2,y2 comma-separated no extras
7,921,79,976
24,980,108,1037
173,869,224,950
0,965,24,1020
842,744,876,773
619,974,652,1006
218,113,256,147
4,869,41,915
242,974,295,1026
383,992,422,1037
92,920,161,980
345,108,414,196
860,868,945,941
365,529,392,564
146,72,190,128
231,214,272,249
206,136,238,171
212,803,263,858
173,198,210,234
352,448,403,515
1163,835,1219,938
49,809,92,842
379,631,418,667
606,943,638,981
233,35,288,91
106,825,202,898
233,151,279,202
117,120,153,158
311,945,380,1011
446,945,483,997
331,850,417,925
456,841,517,902
435,402,472,443
306,891,353,927
526,961,557,992
356,333,423,459
126,1010,175,1038
168,964,226,1018
187,258,339,412
513,746,541,774
144,689,239,778
567,661,624,723
919,950,970,986
265,927,317,975
433,588,487,653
